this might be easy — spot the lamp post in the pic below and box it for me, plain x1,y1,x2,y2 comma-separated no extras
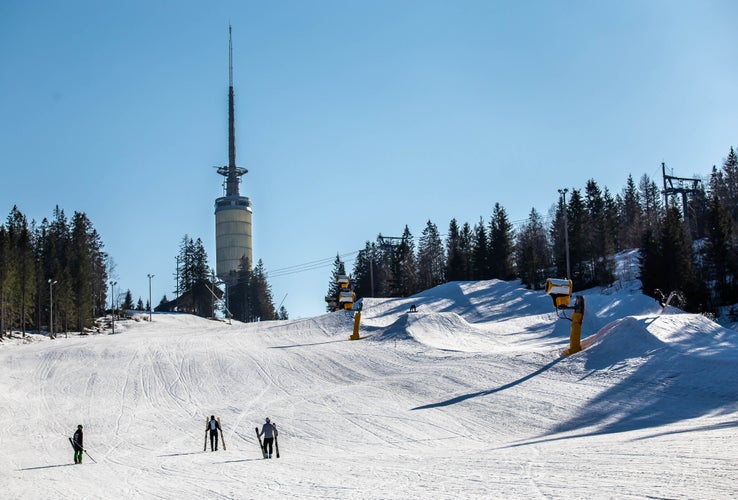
175,255,180,312
48,279,57,339
110,280,117,334
147,274,155,322
558,188,571,279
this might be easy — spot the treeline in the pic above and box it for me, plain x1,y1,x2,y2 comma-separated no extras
156,237,287,322
0,206,108,337
226,257,287,322
155,236,216,317
336,147,738,315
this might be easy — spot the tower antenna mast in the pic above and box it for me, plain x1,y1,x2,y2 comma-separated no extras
217,24,247,196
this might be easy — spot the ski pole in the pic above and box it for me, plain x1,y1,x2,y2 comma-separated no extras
83,449,97,463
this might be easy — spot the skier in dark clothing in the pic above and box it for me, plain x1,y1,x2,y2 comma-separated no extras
206,415,221,451
72,425,84,464
654,288,666,307
259,417,278,458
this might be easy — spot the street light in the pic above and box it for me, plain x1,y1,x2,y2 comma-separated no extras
558,188,571,279
110,280,117,334
147,274,155,322
175,255,180,312
48,279,57,339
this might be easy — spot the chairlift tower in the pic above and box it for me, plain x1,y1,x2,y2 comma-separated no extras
661,162,703,225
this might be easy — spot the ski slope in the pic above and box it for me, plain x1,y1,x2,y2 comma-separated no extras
2,273,738,499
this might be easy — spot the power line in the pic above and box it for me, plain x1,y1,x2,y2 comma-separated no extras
266,220,535,280
266,250,361,278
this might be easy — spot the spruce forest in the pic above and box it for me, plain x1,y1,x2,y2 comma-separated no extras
155,237,285,323
338,147,738,316
2,148,737,336
0,206,108,337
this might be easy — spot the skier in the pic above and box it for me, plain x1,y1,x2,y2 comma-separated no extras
206,415,221,451
654,288,666,307
72,425,84,464
258,417,278,458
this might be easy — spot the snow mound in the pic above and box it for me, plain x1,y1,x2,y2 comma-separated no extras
578,316,667,359
580,313,738,361
370,311,504,352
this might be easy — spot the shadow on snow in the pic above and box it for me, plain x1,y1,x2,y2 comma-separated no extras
411,357,563,410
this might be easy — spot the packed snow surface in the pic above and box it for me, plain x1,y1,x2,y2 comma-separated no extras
2,276,738,499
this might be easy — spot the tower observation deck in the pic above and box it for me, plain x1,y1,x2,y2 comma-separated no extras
215,25,252,283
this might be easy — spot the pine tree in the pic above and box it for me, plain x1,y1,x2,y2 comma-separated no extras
122,290,134,310
352,241,376,299
228,257,251,321
515,208,551,289
585,179,615,286
638,226,662,299
277,305,289,320
566,189,589,285
660,207,698,309
0,225,13,337
704,194,738,305
174,236,215,317
417,220,445,291
249,260,276,321
639,174,663,232
375,235,401,297
550,194,568,279
489,203,515,280
459,222,473,280
603,187,620,253
70,212,93,328
619,174,642,249
396,226,418,296
686,183,708,241
326,253,346,312
707,148,738,231
5,207,36,336
445,219,464,282
45,207,73,335
640,207,700,311
472,217,490,280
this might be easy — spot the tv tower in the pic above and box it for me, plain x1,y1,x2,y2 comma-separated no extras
215,25,252,283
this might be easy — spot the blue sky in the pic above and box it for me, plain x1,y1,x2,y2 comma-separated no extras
2,1,737,318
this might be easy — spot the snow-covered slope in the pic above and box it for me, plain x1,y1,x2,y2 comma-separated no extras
2,277,737,499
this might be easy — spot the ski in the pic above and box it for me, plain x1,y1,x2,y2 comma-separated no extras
69,437,97,463
255,427,266,458
217,417,226,451
203,417,208,452
275,434,280,458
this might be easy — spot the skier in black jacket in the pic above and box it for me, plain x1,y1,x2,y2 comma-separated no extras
259,417,278,458
206,415,221,451
72,425,84,464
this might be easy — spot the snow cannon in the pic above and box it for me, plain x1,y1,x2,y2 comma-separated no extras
562,295,585,356
545,278,586,356
349,300,363,340
338,289,356,310
545,278,572,309
326,274,356,312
